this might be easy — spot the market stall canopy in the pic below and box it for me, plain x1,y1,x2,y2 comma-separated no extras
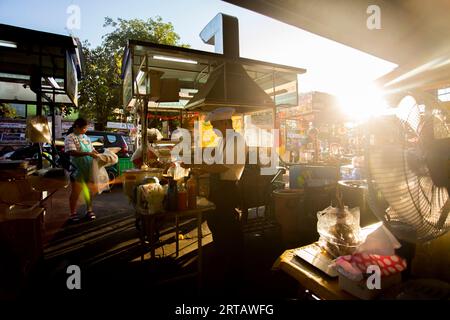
223,0,450,93
121,40,305,114
0,24,83,106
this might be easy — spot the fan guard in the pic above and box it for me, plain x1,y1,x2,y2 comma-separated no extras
366,95,450,242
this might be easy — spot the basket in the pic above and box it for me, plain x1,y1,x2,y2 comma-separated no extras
118,157,134,175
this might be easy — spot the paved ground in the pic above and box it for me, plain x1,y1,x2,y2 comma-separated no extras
9,181,300,303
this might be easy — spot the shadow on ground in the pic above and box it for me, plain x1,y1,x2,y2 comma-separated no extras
15,187,299,302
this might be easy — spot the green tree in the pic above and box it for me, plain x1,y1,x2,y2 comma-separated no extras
78,16,185,130
78,44,121,130
0,103,16,118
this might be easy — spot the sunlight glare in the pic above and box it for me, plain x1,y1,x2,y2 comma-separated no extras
336,83,390,122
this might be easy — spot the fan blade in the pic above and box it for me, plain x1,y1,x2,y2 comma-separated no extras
367,97,450,242
436,191,450,230
369,145,450,241
396,95,421,135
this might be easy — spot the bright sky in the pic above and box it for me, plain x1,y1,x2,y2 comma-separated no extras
0,0,397,99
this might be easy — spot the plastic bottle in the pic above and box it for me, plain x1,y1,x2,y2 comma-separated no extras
187,175,197,209
177,182,188,211
167,177,178,211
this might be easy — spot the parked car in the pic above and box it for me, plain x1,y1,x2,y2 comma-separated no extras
6,141,120,192
59,130,131,158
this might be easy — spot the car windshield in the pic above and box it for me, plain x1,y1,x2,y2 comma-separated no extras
122,136,131,144
87,135,105,143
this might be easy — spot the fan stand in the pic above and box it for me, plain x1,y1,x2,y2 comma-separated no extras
411,232,450,282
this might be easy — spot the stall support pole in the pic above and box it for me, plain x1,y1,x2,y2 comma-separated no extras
31,65,43,169
175,215,179,257
51,95,56,167
142,96,149,167
141,54,149,167
197,210,203,290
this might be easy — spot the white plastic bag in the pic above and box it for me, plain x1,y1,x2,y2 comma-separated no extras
92,160,110,194
96,148,119,167
92,149,119,194
357,223,401,256
137,178,165,214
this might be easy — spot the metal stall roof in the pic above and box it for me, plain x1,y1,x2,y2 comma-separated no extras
122,40,306,114
0,24,83,106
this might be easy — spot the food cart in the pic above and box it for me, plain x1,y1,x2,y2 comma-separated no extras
120,14,306,287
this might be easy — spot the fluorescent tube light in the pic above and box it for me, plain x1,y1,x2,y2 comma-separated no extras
47,77,61,89
136,70,145,84
0,40,17,48
153,55,197,65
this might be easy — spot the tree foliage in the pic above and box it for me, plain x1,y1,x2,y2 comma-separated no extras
78,16,184,130
102,16,181,54
0,103,16,118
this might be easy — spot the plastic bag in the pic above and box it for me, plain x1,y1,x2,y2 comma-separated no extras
92,161,110,194
137,178,165,214
96,148,118,167
317,206,362,258
92,149,119,194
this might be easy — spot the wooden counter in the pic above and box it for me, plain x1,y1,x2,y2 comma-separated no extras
273,249,355,300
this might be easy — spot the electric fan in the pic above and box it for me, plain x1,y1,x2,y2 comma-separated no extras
365,94,450,243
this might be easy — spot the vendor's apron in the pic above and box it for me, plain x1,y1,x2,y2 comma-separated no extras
71,135,93,183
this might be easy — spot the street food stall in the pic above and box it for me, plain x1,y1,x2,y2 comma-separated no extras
225,0,450,300
120,13,306,286
0,24,83,294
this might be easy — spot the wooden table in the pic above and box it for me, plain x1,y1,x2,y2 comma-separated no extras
136,205,215,288
273,249,355,300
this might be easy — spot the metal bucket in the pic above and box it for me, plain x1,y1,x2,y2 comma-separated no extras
338,180,380,227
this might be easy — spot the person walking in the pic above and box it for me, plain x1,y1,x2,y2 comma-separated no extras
64,118,98,222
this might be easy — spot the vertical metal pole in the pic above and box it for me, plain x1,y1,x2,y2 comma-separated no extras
36,91,42,116
175,214,179,257
36,49,43,168
179,110,183,129
141,54,149,167
197,211,203,291
272,71,276,130
37,144,43,169
272,72,277,163
37,49,43,116
35,77,43,169
51,104,56,168
51,94,56,141
142,96,148,167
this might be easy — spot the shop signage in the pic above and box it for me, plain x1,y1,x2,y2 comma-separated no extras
0,122,26,129
106,121,135,130
287,133,303,139
251,112,273,126
62,121,94,131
